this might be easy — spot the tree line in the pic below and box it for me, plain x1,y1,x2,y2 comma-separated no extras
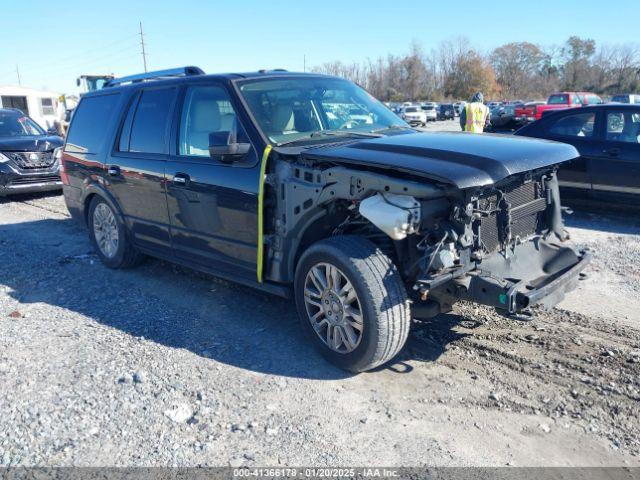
312,37,640,102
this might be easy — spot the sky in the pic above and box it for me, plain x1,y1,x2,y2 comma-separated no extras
1,0,638,94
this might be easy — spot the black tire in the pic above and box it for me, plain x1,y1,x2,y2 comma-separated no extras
294,236,410,372
87,196,143,269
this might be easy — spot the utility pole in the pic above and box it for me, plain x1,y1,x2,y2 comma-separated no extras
303,54,306,72
139,21,148,73
16,65,21,86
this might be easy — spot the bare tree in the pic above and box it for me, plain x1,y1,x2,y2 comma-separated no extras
312,37,640,103
490,42,546,98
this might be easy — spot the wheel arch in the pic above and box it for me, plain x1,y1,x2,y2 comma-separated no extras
81,183,125,227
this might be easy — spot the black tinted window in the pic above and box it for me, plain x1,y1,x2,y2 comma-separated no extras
66,93,121,154
548,112,595,138
127,88,175,154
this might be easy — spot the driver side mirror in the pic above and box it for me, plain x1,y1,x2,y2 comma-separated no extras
208,118,251,163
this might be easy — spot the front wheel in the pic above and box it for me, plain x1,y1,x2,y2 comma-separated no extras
294,236,410,372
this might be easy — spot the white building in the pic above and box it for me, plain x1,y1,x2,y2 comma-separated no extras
0,85,64,130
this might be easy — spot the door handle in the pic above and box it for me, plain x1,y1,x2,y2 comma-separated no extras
107,165,120,176
606,147,621,157
173,173,190,185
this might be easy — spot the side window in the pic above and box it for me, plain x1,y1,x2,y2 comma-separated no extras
40,98,55,115
178,85,239,157
606,111,640,144
572,95,582,105
587,95,602,105
125,88,175,154
66,93,121,154
548,112,596,138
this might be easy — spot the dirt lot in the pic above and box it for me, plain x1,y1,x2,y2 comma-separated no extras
1,186,639,467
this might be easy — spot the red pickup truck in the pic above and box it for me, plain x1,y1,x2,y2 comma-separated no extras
515,92,603,124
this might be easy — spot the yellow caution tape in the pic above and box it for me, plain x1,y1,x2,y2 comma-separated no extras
256,144,272,283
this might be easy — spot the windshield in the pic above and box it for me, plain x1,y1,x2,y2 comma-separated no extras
0,113,45,137
405,107,419,112
237,76,407,144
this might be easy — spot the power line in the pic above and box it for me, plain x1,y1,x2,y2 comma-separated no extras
140,21,148,73
0,32,141,82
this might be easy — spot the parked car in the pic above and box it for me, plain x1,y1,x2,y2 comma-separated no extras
488,104,517,130
420,103,438,122
515,104,640,206
401,105,427,126
610,94,640,104
345,107,374,126
453,101,467,116
438,103,455,120
519,92,603,123
515,101,546,125
62,67,589,372
0,108,64,196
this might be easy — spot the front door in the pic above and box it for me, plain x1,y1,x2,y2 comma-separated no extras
544,110,601,198
165,83,261,280
590,108,640,203
106,86,177,253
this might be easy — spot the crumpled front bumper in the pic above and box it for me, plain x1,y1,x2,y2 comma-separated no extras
510,249,590,312
423,238,591,314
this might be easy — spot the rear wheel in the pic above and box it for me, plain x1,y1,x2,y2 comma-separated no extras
88,196,143,269
295,236,410,372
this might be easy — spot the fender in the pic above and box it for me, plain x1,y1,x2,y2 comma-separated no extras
81,180,126,226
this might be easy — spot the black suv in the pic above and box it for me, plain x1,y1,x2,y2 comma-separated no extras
438,104,455,121
0,108,63,196
62,67,590,372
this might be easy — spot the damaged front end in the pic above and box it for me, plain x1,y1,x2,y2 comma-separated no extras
410,169,590,315
266,143,588,316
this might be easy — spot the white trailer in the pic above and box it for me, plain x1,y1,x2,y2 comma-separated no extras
0,85,64,130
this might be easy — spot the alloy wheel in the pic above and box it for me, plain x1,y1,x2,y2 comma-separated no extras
93,203,119,259
303,262,364,354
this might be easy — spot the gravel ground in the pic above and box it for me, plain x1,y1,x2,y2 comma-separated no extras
1,185,639,467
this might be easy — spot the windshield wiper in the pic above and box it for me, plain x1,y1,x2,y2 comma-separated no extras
370,124,414,134
276,129,382,147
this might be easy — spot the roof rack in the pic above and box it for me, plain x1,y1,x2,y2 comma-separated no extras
257,68,288,73
105,66,204,87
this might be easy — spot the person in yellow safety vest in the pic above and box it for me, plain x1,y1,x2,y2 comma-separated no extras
459,92,490,133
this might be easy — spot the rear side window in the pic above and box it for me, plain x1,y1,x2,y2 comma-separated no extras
66,93,121,154
122,88,176,154
548,94,569,105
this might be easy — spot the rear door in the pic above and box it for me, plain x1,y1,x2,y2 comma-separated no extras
589,107,640,203
165,82,261,280
543,110,602,197
106,86,178,253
